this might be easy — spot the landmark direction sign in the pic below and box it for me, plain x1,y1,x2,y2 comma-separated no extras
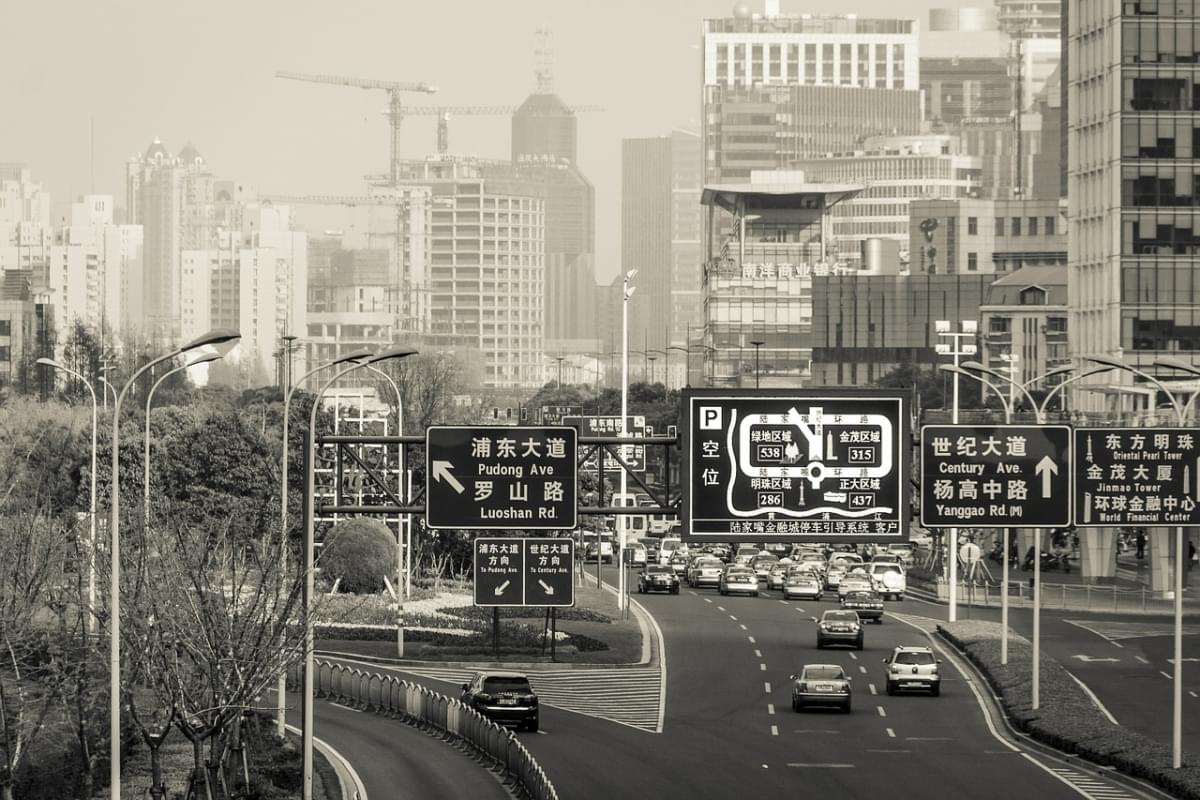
472,537,575,607
1075,428,1200,526
425,426,577,530
564,415,647,472
681,389,909,543
920,425,1072,528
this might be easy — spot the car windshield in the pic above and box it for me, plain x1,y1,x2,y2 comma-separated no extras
696,558,721,566
483,677,532,693
752,555,777,565
803,666,845,680
824,612,859,622
894,652,936,666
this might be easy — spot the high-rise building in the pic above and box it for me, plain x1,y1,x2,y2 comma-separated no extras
397,158,545,389
46,195,143,338
907,197,1067,274
179,205,306,383
921,56,1013,124
512,94,577,164
792,135,982,266
1068,0,1200,401
670,131,704,356
701,12,924,184
0,164,52,277
979,265,1069,385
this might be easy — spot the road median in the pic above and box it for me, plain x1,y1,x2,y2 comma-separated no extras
938,619,1200,799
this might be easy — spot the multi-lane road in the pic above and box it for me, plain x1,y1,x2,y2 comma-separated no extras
325,565,1169,799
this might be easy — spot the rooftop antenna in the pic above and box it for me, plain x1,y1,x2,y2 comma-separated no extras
535,26,554,93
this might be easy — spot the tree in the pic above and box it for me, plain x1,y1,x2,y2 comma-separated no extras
872,363,985,411
319,518,395,594
370,351,487,432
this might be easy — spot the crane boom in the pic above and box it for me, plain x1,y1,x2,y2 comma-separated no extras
275,70,437,94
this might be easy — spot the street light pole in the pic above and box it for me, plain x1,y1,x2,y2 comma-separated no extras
106,328,240,800
302,347,417,800
749,340,764,389
936,320,978,623
37,358,98,633
619,270,637,616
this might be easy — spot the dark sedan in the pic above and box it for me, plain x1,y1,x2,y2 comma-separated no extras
461,672,539,731
840,590,884,624
638,565,680,594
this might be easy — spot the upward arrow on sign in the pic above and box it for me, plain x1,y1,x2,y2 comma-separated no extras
1035,455,1058,498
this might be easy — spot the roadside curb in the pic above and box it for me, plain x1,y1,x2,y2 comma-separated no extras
907,584,1197,617
285,722,367,800
901,617,1178,800
315,648,650,671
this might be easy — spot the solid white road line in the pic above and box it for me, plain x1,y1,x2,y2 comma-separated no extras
285,723,369,800
625,593,669,735
1064,670,1120,725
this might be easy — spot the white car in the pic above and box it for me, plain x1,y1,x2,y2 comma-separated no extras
867,562,906,600
623,542,647,565
886,543,917,566
782,574,823,601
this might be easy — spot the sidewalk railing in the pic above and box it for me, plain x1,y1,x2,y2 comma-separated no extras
947,577,1180,613
288,660,559,800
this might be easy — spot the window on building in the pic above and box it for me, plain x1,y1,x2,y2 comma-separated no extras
1020,287,1047,305
1046,316,1068,333
1011,217,1022,235
1045,216,1056,235
968,252,978,271
990,317,1011,333
995,217,1005,236
0,320,10,336
968,216,978,235
1028,216,1039,235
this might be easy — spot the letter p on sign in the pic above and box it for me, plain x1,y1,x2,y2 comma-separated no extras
700,406,722,431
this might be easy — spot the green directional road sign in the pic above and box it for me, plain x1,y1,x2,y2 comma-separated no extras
1075,428,1200,526
920,425,1072,528
426,426,577,530
472,537,575,608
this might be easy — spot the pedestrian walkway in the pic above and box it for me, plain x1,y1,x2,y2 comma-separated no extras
390,663,665,733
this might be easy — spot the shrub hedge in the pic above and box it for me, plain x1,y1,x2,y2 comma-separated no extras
940,620,1200,799
437,605,613,624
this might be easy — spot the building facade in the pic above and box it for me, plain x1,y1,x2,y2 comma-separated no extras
979,265,1069,389
1068,0,1200,399
908,197,1067,274
0,164,52,277
809,272,995,386
793,135,983,266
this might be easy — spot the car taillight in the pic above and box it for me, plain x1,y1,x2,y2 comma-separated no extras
931,666,939,675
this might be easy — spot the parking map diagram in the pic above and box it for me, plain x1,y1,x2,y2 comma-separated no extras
682,391,908,542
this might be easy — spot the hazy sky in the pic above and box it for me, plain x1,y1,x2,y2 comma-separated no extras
2,0,939,282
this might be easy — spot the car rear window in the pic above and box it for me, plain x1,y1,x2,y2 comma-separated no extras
646,566,671,574
825,612,859,622
844,592,875,600
483,677,532,693
728,570,754,578
787,576,816,584
894,652,936,666
804,667,844,680
872,564,902,574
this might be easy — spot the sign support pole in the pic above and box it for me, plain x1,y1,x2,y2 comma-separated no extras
493,607,500,659
1175,524,1184,768
949,350,960,623
1033,528,1041,710
1001,527,1010,665
551,608,557,663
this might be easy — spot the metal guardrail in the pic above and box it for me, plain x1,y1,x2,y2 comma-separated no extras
952,577,1172,612
288,660,559,800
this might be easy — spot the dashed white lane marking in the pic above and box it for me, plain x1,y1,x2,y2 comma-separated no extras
848,652,857,660
779,599,788,604
771,725,779,736
1135,655,1149,664
761,663,767,671
705,598,713,603
886,728,896,738
765,682,772,693
689,591,697,596
730,615,738,621
869,684,878,695
1160,670,1173,680
328,702,363,713
877,706,887,718
1110,640,1124,649
810,616,819,622
755,649,762,657
859,665,868,674
748,636,756,644
740,624,748,630
767,703,776,715
1190,691,1198,698
867,749,909,753
717,606,726,612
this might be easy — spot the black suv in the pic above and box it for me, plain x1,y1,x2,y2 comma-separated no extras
461,671,539,731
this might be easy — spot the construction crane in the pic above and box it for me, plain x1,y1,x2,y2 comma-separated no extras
276,70,438,184
402,104,604,154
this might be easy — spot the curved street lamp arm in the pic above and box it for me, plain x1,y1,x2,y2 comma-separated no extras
1088,357,1184,424
1037,367,1113,418
940,365,1012,422
961,361,1041,421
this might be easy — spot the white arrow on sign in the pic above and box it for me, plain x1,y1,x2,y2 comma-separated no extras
494,580,511,596
1072,654,1119,663
432,460,465,494
1035,455,1058,498
538,579,554,595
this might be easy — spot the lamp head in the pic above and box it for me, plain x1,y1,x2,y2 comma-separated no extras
335,349,377,366
35,357,64,369
625,268,638,280
1153,356,1200,376
180,328,241,353
368,346,419,364
185,353,221,368
1086,354,1127,370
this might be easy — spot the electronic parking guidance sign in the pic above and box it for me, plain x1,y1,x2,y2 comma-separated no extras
425,426,577,530
681,390,908,543
920,425,1072,528
1075,428,1200,526
473,537,575,607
